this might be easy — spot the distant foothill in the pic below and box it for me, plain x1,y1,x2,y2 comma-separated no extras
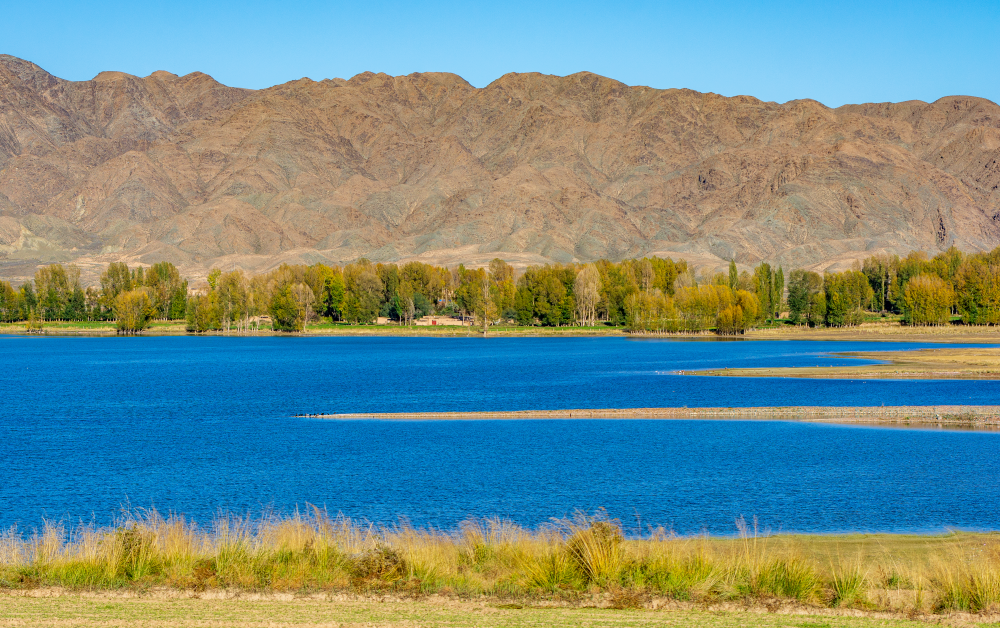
0,55,999,286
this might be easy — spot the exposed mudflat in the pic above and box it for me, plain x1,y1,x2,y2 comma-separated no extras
695,347,1000,380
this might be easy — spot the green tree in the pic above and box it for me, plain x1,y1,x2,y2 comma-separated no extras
34,264,78,320
786,270,825,326
217,270,250,333
752,262,774,323
824,271,873,327
342,260,383,324
207,268,222,291
954,257,1000,324
100,262,133,317
517,265,574,327
648,257,685,295
65,286,86,321
317,268,346,320
455,267,485,326
489,260,516,316
185,293,221,332
862,253,897,312
413,292,432,319
772,267,784,319
323,273,346,320
0,281,22,322
269,284,301,331
20,283,37,319
595,260,638,325
145,261,188,320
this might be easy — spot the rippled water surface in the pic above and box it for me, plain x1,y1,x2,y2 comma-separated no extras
2,335,999,533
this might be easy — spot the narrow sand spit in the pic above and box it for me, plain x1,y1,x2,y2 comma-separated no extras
298,405,1000,427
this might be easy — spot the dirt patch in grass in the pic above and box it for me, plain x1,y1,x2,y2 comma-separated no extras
1,591,996,628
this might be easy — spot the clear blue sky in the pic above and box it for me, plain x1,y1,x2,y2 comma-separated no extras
4,0,997,107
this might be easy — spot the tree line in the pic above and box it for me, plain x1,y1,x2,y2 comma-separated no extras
0,261,187,333
788,246,1000,327
2,245,999,334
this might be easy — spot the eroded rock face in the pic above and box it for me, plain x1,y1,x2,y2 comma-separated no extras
2,55,999,284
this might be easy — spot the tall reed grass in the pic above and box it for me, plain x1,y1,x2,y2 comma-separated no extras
1,508,998,615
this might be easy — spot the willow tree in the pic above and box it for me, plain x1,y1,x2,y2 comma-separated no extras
574,264,601,326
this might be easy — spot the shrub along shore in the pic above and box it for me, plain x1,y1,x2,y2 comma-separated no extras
2,510,999,617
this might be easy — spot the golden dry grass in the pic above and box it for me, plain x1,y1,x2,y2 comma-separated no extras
3,510,1000,619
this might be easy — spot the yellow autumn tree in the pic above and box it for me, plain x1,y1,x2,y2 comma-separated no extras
716,290,761,334
113,289,153,334
902,274,954,326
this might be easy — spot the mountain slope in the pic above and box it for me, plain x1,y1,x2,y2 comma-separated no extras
1,55,999,283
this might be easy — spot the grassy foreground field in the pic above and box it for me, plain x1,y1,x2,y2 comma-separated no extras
3,593,989,628
4,511,1000,625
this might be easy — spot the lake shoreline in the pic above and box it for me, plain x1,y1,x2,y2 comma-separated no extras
6,320,1000,343
299,405,1000,428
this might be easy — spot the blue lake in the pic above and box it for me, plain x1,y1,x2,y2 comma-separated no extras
2,335,999,534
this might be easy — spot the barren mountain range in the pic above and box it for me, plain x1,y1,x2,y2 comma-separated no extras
1,54,999,285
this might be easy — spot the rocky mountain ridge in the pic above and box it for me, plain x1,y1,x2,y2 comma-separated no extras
1,54,999,284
